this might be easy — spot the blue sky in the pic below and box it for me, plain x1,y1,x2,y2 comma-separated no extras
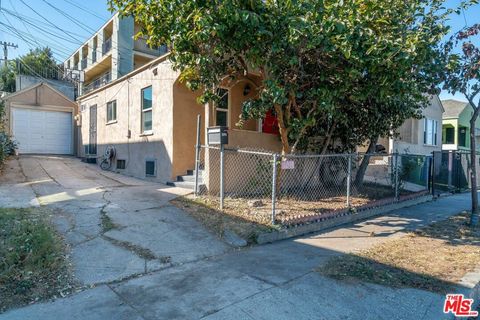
0,0,479,102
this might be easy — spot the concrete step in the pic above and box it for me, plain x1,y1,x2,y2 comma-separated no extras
187,169,204,175
167,181,196,189
177,175,203,183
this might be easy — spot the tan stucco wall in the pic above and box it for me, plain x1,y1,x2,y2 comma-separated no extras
77,59,180,183
229,78,258,131
3,83,78,154
204,77,282,152
172,80,204,179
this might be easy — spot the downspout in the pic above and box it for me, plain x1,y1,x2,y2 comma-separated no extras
127,78,130,167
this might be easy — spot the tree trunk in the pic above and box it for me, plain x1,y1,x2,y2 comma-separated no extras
469,113,479,226
354,137,378,187
274,104,290,155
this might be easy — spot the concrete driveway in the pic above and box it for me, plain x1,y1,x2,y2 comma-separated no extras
0,155,229,285
0,156,474,319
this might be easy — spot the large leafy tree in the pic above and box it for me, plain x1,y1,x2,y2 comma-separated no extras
0,47,59,93
109,0,449,156
444,19,480,226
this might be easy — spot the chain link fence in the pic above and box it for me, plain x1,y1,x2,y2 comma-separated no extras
195,146,432,227
432,151,480,194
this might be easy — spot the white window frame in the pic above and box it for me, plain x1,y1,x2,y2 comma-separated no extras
141,86,153,134
106,100,117,124
423,118,438,146
215,88,229,127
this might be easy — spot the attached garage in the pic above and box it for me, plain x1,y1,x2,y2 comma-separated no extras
3,82,77,155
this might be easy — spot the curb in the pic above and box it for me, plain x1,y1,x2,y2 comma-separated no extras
453,267,480,319
256,194,433,244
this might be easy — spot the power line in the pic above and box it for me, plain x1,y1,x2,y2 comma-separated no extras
0,7,121,71
62,0,110,21
1,9,83,45
1,40,18,66
8,0,41,48
19,0,82,44
0,21,72,60
41,0,97,35
0,7,89,39
0,10,71,81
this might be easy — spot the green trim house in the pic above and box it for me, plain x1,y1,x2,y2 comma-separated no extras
441,99,480,152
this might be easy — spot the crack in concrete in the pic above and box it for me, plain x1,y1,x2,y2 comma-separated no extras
35,158,62,186
106,284,149,320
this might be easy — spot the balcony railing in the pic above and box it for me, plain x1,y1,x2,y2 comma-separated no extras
102,38,112,55
83,72,111,95
81,58,87,69
134,37,169,56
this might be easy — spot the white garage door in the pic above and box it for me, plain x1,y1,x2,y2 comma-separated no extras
12,108,73,154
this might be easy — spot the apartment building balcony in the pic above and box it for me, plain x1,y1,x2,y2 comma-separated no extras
83,72,111,95
134,38,168,57
102,38,112,55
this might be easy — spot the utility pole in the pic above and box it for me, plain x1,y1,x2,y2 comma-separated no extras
1,41,18,67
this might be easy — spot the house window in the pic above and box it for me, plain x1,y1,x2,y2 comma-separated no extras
444,127,455,144
116,159,126,170
107,100,117,123
141,86,153,133
215,88,229,127
145,160,156,177
423,118,438,146
459,127,468,147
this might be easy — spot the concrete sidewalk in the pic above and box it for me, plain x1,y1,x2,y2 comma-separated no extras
0,185,474,319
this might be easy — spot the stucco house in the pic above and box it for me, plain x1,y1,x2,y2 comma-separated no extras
2,82,78,155
441,99,480,152
75,53,282,184
376,96,444,155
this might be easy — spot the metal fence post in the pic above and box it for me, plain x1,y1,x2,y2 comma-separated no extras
194,115,201,197
430,152,436,196
394,152,400,201
271,153,278,225
220,144,225,210
346,154,352,207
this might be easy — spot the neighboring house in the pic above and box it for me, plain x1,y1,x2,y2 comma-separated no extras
63,12,167,97
2,82,78,155
16,75,75,101
441,99,480,152
373,96,444,155
75,54,281,184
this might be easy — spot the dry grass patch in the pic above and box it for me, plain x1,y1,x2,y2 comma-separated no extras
319,213,480,293
171,195,276,244
0,207,74,312
193,182,413,226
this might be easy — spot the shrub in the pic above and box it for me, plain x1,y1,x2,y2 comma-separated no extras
0,132,17,165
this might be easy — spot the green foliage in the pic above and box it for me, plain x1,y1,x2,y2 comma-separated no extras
110,0,451,154
0,132,17,163
18,47,59,78
0,208,71,312
0,62,16,93
0,100,17,165
0,47,59,93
